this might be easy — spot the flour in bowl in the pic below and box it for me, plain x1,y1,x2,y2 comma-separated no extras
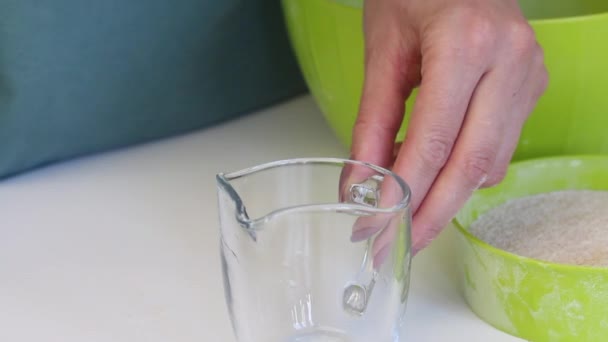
469,190,608,267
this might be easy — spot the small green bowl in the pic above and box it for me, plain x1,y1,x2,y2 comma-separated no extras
453,155,608,341
282,0,608,161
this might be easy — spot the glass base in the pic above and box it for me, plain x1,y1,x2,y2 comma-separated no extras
287,328,350,342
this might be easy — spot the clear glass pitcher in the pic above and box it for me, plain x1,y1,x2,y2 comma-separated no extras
216,158,412,341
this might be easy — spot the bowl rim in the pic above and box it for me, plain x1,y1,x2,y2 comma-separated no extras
452,154,608,274
530,9,608,25
327,0,608,25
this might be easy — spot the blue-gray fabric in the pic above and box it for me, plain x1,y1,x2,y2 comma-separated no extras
0,0,307,179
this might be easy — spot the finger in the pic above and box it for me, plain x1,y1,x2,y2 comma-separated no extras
343,157,409,270
483,49,549,187
354,52,489,267
342,38,416,190
340,141,404,204
367,172,411,269
348,140,403,242
371,214,400,269
391,53,488,216
479,116,523,187
411,64,531,254
479,94,529,188
339,39,412,206
349,165,405,243
352,175,408,269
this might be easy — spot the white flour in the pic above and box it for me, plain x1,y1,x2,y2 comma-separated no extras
469,190,608,267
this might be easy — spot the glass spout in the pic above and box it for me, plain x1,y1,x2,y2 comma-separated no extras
216,172,257,241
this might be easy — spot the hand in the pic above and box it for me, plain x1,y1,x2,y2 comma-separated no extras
347,0,548,255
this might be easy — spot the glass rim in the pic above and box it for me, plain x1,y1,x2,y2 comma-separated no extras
217,157,411,229
326,0,608,24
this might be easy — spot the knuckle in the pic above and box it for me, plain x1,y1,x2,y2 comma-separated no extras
416,130,454,171
505,20,537,59
364,46,392,71
461,149,496,186
364,45,389,70
538,66,550,94
364,37,404,72
534,44,546,65
531,57,549,98
456,8,497,58
528,46,549,98
364,45,414,88
423,7,496,65
353,116,394,142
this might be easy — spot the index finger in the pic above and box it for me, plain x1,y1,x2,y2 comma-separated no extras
341,42,415,193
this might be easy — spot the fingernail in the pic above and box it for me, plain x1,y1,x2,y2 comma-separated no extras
412,237,433,256
475,174,488,190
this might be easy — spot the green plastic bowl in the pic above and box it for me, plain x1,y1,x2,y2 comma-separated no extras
282,0,608,161
453,155,608,341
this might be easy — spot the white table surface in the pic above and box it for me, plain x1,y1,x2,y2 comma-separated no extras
0,95,523,341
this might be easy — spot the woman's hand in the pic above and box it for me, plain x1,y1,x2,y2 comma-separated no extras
349,0,548,254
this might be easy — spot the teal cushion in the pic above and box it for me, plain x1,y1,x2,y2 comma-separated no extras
0,0,307,179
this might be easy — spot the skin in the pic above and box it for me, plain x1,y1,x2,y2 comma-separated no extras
343,0,549,258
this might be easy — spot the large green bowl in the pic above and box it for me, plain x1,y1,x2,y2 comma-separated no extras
453,155,608,341
282,0,608,161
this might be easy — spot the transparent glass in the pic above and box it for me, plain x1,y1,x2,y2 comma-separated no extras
216,158,412,342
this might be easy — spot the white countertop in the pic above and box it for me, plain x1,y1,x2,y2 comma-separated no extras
0,95,522,341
